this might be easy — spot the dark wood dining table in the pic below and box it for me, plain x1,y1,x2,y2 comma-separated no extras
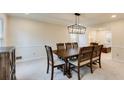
53,48,80,78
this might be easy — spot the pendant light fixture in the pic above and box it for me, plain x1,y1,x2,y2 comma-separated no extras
68,13,86,34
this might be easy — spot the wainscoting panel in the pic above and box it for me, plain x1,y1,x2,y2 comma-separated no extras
112,46,124,62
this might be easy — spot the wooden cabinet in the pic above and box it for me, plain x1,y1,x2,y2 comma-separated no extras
0,47,16,80
102,47,111,53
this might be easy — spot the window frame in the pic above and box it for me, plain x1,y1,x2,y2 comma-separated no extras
69,33,87,47
0,18,4,47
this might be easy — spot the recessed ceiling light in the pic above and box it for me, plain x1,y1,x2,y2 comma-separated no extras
111,15,117,18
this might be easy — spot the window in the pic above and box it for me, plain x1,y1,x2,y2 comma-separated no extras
105,31,112,47
78,34,87,47
69,33,87,47
0,19,3,47
69,34,78,42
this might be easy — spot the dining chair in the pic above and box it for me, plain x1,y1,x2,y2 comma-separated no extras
45,45,65,80
56,43,65,50
69,42,78,60
68,46,94,80
90,42,98,46
56,43,65,60
92,45,103,68
72,42,78,48
65,43,72,50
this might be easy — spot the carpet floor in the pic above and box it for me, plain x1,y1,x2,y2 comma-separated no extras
16,53,124,80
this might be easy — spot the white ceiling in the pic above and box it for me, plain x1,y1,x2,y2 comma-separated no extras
7,13,124,26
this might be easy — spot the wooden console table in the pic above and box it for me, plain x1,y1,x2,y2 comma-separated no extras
102,47,111,53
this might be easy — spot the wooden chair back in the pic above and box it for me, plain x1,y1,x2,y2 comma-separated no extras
45,45,54,65
65,43,72,50
93,45,103,58
56,43,65,50
78,46,94,65
90,42,98,46
72,42,78,48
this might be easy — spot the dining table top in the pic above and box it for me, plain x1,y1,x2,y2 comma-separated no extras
53,48,80,59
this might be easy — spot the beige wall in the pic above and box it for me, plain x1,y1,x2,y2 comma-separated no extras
88,29,97,43
1,13,124,62
1,13,123,62
109,20,124,61
89,20,124,62
7,16,71,62
89,30,112,46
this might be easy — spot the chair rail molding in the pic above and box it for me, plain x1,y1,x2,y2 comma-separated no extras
112,45,124,49
15,45,47,62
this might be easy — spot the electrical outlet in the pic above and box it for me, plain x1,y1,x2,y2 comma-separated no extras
16,56,22,60
116,53,119,57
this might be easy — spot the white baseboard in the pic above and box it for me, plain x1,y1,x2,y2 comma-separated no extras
16,56,46,63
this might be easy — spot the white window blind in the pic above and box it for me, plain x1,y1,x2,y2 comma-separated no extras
78,34,87,47
69,34,78,42
69,33,87,47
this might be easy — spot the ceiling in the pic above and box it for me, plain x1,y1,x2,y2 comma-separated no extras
7,13,124,26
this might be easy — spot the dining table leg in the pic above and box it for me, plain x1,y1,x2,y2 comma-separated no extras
64,58,72,78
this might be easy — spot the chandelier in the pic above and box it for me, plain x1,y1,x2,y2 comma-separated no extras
67,13,86,34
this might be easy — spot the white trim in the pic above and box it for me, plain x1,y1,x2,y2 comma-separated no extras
16,45,42,48
112,45,124,49
16,56,46,63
